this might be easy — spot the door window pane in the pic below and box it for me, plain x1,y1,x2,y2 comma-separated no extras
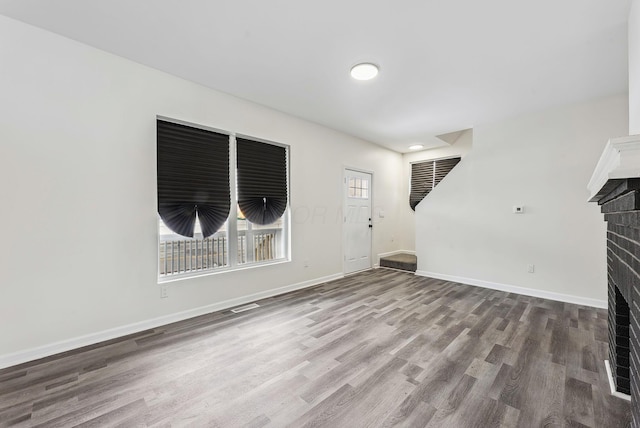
348,177,369,199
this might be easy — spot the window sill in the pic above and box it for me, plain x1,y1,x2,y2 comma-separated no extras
157,258,291,284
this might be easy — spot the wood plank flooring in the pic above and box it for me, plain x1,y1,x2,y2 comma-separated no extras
0,269,631,427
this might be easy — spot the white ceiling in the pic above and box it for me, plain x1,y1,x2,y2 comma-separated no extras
0,0,631,152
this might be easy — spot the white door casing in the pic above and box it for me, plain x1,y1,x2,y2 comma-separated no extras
343,169,372,274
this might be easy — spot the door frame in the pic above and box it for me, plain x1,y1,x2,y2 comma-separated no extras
342,166,374,275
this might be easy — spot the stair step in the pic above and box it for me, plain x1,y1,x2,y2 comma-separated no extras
380,253,417,272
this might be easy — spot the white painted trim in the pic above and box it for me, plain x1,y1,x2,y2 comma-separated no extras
415,270,606,309
605,360,631,401
0,272,343,370
156,115,230,136
379,266,418,274
377,249,416,258
587,134,640,201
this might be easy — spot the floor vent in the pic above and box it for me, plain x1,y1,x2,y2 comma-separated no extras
231,303,260,313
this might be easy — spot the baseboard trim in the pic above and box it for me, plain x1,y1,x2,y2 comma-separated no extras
604,360,631,401
0,272,344,370
415,270,606,309
378,249,416,258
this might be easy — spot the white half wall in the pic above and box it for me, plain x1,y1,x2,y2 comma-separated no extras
415,95,628,303
0,16,404,363
631,0,640,134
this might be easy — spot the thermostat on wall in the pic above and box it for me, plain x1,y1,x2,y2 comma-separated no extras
513,205,525,214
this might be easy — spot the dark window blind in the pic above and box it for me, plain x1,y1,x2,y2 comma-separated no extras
434,157,461,187
410,161,434,211
410,156,461,211
236,138,288,225
157,120,230,238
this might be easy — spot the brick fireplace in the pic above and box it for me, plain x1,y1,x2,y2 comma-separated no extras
589,135,640,425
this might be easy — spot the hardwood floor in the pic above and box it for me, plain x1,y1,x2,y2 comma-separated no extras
0,269,631,427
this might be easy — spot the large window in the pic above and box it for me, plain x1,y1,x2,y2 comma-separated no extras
157,118,290,280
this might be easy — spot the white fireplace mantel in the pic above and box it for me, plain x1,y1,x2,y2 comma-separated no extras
588,135,640,202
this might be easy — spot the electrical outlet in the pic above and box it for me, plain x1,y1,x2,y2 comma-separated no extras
160,285,168,298
528,264,535,273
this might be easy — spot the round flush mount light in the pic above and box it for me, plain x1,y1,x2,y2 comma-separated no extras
409,144,424,151
350,63,379,80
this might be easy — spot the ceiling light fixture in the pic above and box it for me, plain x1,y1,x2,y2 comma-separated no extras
409,144,424,151
350,63,379,81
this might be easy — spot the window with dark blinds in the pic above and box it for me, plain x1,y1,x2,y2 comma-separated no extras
409,156,461,211
157,120,230,238
434,157,461,187
409,161,434,211
236,138,288,225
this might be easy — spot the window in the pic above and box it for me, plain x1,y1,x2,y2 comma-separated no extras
409,156,460,210
348,177,369,199
157,118,290,280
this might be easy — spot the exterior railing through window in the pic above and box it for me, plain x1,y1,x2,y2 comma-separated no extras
159,229,281,276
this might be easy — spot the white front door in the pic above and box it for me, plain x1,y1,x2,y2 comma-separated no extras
344,169,372,274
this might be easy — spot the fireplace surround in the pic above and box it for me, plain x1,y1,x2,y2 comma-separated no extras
589,135,640,426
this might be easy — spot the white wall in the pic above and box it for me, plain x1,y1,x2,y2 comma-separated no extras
0,16,404,363
415,95,628,304
398,130,473,251
631,0,640,134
